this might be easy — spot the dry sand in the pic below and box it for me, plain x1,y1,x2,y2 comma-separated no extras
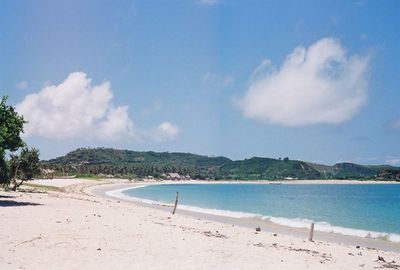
1,179,399,270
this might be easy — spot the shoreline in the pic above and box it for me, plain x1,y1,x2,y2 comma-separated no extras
28,178,400,188
90,181,400,253
125,179,400,184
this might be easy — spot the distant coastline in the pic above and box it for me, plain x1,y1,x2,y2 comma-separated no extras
42,147,400,181
106,178,400,185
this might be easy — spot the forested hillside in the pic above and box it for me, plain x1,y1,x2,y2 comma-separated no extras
42,148,400,180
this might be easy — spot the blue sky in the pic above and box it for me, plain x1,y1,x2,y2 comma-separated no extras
1,0,399,165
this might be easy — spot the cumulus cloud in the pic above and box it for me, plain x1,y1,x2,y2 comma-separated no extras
16,72,178,142
239,38,370,127
97,106,135,141
152,122,179,142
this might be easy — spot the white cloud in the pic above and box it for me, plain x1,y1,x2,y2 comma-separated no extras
97,106,135,141
152,122,179,142
239,37,370,127
16,72,178,142
250,59,272,82
15,81,28,90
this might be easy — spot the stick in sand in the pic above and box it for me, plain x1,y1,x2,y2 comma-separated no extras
309,222,315,242
172,192,179,215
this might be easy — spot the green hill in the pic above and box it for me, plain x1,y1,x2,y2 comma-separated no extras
307,162,397,179
332,163,379,179
42,147,399,180
45,148,230,179
43,148,321,180
217,157,320,180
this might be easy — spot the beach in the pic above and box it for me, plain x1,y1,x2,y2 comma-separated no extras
1,179,399,270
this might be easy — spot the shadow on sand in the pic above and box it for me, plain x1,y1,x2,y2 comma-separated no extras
0,200,42,207
0,194,15,199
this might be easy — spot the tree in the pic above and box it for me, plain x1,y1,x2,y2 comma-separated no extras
0,96,26,186
10,147,41,191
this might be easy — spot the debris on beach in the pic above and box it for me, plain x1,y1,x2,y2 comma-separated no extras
379,262,400,269
203,230,227,239
378,256,386,262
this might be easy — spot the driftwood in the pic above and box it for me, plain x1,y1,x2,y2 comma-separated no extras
308,222,315,242
172,192,179,215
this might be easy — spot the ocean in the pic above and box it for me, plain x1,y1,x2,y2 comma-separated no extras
111,183,400,242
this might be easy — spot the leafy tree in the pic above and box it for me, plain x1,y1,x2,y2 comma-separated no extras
10,147,41,190
0,158,8,185
0,96,26,186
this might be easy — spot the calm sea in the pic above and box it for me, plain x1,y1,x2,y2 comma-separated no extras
118,183,400,242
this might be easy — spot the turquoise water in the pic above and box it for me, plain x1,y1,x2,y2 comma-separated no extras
121,184,400,240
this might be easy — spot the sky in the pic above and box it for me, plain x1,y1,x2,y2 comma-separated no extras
1,0,400,165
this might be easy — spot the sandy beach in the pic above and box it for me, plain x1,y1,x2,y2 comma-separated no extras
1,179,399,270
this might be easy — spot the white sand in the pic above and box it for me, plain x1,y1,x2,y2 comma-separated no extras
30,178,99,188
1,179,399,269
